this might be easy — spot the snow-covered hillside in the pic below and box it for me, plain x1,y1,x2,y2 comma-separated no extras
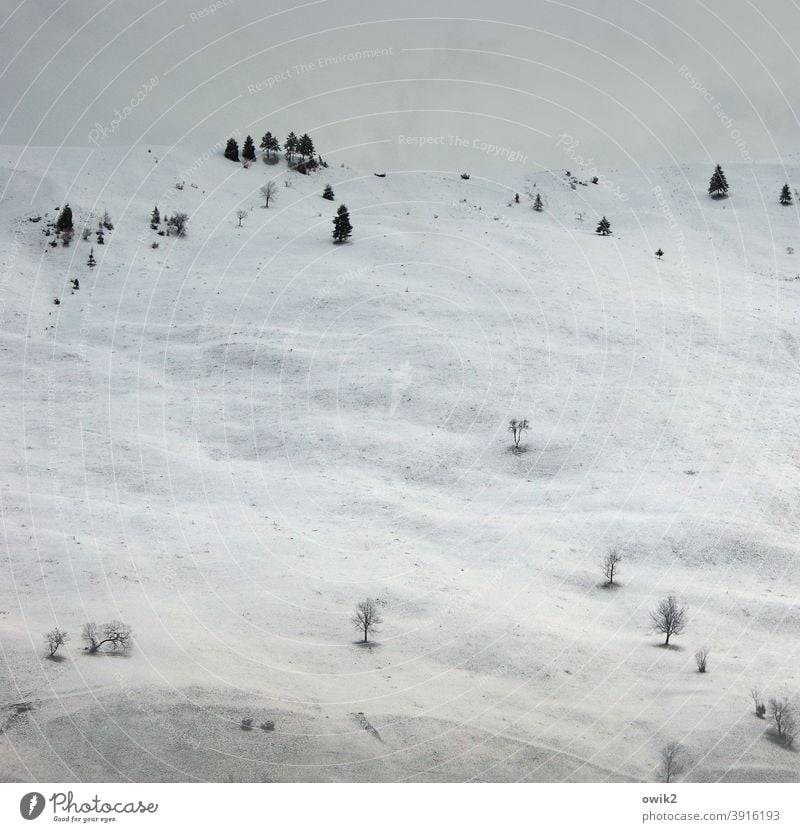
1,145,799,782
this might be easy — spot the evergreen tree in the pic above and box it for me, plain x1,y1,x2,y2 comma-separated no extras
533,193,543,212
780,183,792,205
96,229,105,244
298,133,315,160
260,131,280,158
332,204,352,243
655,248,664,259
596,216,612,235
224,138,240,162
284,131,298,161
87,248,96,268
322,184,335,200
56,203,73,233
150,205,160,229
708,164,729,198
242,135,256,161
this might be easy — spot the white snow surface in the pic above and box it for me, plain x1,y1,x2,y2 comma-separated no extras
0,145,798,782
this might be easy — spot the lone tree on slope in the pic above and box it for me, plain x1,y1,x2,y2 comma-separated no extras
780,184,793,206
650,595,687,646
708,164,729,198
508,418,529,450
596,215,612,235
532,193,543,212
235,209,248,227
655,248,664,259
45,628,68,657
769,698,797,747
657,741,686,783
242,135,256,162
87,248,97,268
224,138,240,162
352,599,383,643
332,204,353,243
322,184,335,200
260,181,277,208
602,548,622,586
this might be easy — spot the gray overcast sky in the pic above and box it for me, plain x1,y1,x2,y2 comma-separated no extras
1,0,798,175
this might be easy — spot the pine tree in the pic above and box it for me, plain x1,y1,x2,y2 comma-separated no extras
150,205,160,229
596,216,612,235
332,204,352,243
780,184,792,205
284,131,298,161
708,164,729,198
260,131,280,158
298,133,315,160
87,248,96,268
96,229,105,244
56,203,73,233
322,184,335,200
242,135,256,161
224,138,240,162
655,248,664,259
533,193,543,212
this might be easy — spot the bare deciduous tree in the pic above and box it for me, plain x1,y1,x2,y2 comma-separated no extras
694,646,710,673
45,627,68,657
352,599,383,643
769,698,796,746
260,181,277,208
82,620,133,653
602,548,622,585
650,595,687,646
657,741,686,783
508,418,529,450
751,686,766,718
236,209,248,227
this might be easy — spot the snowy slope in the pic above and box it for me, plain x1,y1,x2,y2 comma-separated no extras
0,145,799,782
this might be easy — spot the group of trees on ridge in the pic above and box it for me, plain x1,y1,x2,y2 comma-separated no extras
225,131,323,173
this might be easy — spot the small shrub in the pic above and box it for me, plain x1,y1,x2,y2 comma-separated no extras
461,173,470,180
260,720,275,732
694,647,709,673
240,718,253,731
